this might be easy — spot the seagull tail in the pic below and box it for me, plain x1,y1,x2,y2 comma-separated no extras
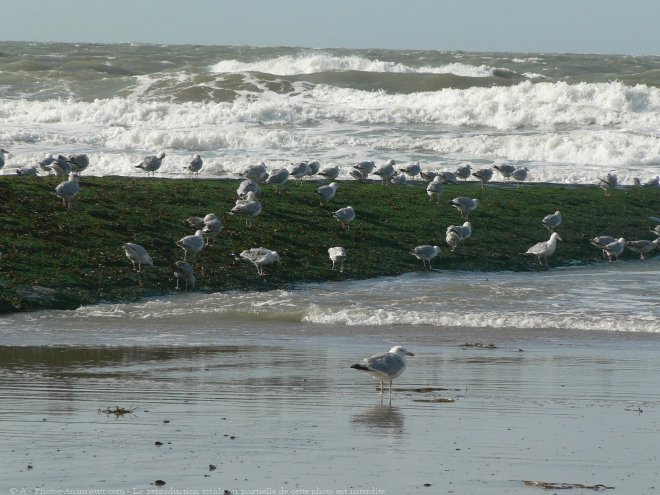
351,364,369,371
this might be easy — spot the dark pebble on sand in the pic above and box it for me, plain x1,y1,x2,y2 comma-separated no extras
155,441,163,446
209,464,217,471
154,480,166,486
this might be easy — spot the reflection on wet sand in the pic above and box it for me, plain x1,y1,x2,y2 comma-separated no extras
351,403,405,434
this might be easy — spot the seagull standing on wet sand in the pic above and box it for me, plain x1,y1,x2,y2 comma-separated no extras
123,243,153,272
524,232,562,268
351,346,415,396
603,237,626,262
626,239,659,260
136,152,165,177
410,245,441,269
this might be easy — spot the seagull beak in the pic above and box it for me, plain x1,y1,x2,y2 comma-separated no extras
406,351,415,357
557,235,563,242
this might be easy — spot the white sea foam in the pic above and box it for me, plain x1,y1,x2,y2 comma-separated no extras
210,53,495,77
2,81,660,183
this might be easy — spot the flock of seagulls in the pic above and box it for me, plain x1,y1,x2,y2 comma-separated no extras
3,149,659,289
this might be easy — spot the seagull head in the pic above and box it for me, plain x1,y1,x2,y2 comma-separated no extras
390,346,414,357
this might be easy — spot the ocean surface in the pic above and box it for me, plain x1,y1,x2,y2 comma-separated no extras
1,42,660,184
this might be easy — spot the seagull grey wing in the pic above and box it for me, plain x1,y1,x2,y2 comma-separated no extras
365,352,405,376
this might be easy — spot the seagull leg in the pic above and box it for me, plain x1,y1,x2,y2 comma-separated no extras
389,380,393,397
379,381,384,395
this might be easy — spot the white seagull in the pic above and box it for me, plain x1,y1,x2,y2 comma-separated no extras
240,162,268,182
410,245,441,270
174,261,195,290
54,172,80,209
446,222,472,252
239,247,280,276
123,243,153,272
373,160,396,186
230,192,262,227
525,232,562,268
318,165,340,180
426,176,444,203
603,237,626,262
493,163,516,181
202,213,223,245
176,230,205,260
315,182,338,205
449,197,479,219
237,179,261,199
472,168,493,188
136,152,165,176
354,160,375,181
333,206,355,230
626,239,659,260
265,168,289,193
511,167,529,187
186,154,203,178
455,164,472,181
542,210,562,232
590,235,617,258
598,172,618,196
290,161,311,185
67,153,89,174
351,346,414,396
328,246,348,272
399,161,421,182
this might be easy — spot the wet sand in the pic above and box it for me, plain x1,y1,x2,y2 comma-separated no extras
2,324,660,494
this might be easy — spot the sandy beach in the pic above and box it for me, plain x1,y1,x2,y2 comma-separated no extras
2,321,660,495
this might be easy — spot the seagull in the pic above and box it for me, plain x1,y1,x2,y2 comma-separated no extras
239,247,280,276
390,173,407,186
354,161,375,181
315,182,338,205
290,161,311,185
426,176,444,203
590,235,617,258
54,172,80,209
598,172,618,196
643,176,660,188
438,171,459,184
446,222,472,252
136,152,165,176
525,232,562,268
603,237,626,262
16,166,38,176
240,162,268,182
493,163,516,181
202,213,223,245
472,168,493,188
455,164,472,181
0,148,8,170
420,170,438,183
542,210,562,232
123,243,153,272
328,246,348,272
176,230,205,260
67,153,89,174
229,192,262,227
373,160,396,186
410,245,441,269
318,165,340,180
306,160,321,176
48,155,72,176
174,261,195,290
449,197,479,219
186,154,203,178
351,346,414,396
333,206,355,230
399,161,421,182
511,167,529,187
237,179,261,199
265,168,289,193
626,239,659,260
37,153,55,173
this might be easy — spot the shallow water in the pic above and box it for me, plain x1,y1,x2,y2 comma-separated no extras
2,261,660,493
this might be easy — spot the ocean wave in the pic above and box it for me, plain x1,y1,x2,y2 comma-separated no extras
210,53,498,78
